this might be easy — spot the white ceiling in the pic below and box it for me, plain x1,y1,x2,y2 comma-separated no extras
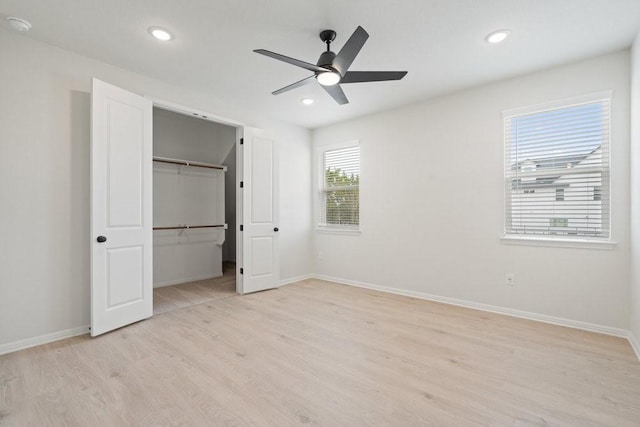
1,0,639,129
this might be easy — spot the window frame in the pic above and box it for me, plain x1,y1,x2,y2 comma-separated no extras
316,140,361,234
501,91,614,248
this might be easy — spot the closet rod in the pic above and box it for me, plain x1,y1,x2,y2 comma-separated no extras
153,156,225,170
153,224,226,231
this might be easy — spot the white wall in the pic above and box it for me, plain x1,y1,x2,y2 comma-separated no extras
312,50,631,330
153,162,226,287
630,33,640,350
0,29,312,349
153,107,235,164
277,127,314,282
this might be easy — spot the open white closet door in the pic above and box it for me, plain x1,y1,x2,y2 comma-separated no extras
239,127,279,294
90,78,153,336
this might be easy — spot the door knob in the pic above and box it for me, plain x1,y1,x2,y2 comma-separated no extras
273,227,279,232
97,236,107,243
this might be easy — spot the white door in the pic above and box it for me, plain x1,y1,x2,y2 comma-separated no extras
240,127,279,294
90,78,153,336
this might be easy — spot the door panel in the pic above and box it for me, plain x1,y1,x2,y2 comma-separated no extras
91,78,153,336
106,101,145,227
106,246,144,308
241,128,279,294
250,140,274,223
251,236,274,276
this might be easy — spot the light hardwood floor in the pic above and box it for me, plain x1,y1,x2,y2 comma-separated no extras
153,264,236,315
1,279,639,426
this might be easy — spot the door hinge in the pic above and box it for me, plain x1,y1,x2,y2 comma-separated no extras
240,224,243,231
240,138,244,145
240,181,244,188
240,268,244,275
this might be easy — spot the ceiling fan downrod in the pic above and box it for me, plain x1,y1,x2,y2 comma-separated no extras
319,29,336,52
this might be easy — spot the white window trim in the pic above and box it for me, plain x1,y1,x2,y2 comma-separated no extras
501,91,614,246
316,226,362,235
500,235,616,250
502,90,613,119
315,140,361,234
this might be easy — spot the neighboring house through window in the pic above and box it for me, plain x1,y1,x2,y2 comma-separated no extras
318,142,360,231
593,186,602,201
504,93,611,240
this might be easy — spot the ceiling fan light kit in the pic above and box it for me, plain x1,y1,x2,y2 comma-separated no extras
254,26,407,105
317,71,340,86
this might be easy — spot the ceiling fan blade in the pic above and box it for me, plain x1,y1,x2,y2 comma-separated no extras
272,75,315,95
254,49,327,73
340,71,408,84
322,84,349,105
333,26,369,75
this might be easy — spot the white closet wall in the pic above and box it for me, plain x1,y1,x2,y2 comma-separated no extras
153,108,235,287
153,108,236,163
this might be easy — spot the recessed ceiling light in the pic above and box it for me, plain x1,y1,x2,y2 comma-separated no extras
148,26,174,41
6,17,32,32
316,71,340,86
301,98,314,105
485,29,510,44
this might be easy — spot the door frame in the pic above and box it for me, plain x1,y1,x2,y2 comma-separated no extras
145,96,245,294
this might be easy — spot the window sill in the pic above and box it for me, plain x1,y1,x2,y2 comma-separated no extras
500,235,616,250
316,227,361,236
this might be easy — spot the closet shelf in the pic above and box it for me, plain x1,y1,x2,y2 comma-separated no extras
153,156,227,171
153,224,228,231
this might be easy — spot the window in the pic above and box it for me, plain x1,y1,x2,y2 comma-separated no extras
318,143,360,230
504,93,610,240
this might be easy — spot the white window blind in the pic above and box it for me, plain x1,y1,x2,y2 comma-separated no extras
504,96,610,239
320,144,360,229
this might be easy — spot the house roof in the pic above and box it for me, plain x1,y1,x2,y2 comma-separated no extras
511,150,596,190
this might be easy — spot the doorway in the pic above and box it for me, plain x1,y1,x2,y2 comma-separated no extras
151,107,238,314
90,78,280,336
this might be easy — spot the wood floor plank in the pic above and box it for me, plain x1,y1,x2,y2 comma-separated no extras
152,268,236,315
1,277,639,426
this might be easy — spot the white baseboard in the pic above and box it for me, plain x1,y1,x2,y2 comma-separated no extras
153,272,223,288
0,325,89,356
312,274,630,339
279,273,314,286
628,331,640,360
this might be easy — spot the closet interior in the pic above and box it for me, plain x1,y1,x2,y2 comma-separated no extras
152,107,237,289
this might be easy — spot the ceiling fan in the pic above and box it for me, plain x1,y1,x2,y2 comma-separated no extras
254,26,407,105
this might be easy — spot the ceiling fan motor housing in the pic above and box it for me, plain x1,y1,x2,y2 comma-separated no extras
317,51,337,70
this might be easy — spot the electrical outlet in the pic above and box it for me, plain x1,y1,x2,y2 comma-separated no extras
506,273,515,286
318,251,324,260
